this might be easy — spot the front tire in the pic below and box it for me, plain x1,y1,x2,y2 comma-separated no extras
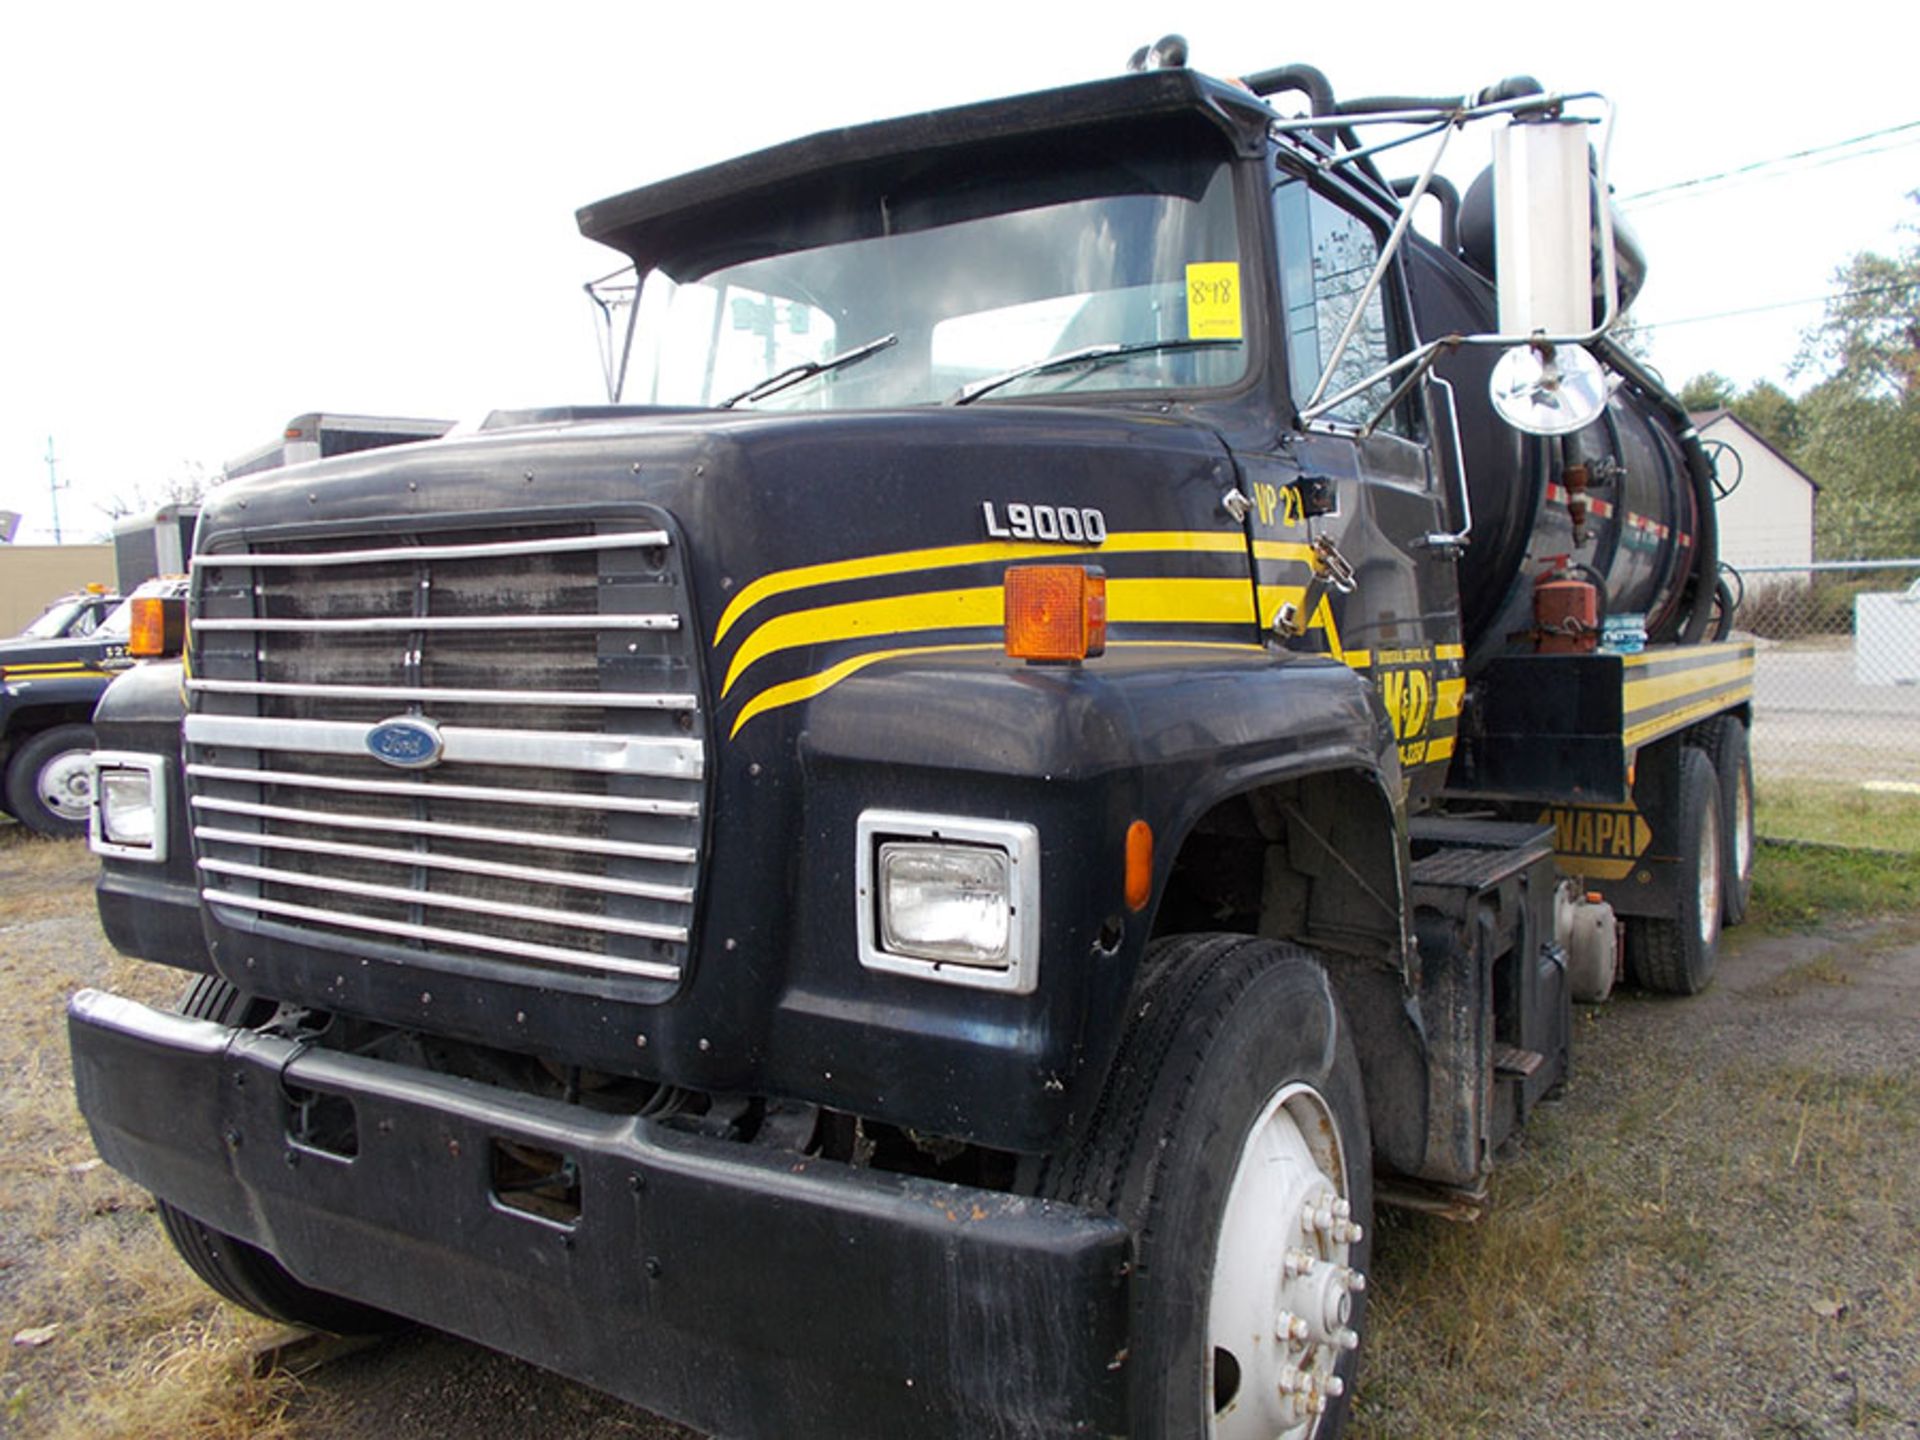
1049,934,1372,1438
155,977,401,1337
5,722,96,837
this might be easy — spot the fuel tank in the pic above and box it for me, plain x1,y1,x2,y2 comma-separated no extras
1404,240,1705,667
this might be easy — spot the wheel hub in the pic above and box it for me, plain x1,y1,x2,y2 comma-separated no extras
1209,1083,1363,1439
39,749,94,822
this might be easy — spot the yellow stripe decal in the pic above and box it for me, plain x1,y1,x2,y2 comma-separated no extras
722,576,1263,698
1624,684,1754,748
1424,735,1457,764
1436,678,1466,721
1620,640,1754,669
1437,644,1465,661
730,643,1003,738
1622,658,1755,715
729,636,1291,738
713,531,1313,645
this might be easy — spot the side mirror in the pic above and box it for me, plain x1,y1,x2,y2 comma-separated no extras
1489,342,1608,436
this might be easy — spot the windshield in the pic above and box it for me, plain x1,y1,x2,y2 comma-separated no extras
617,148,1248,410
97,598,136,641
23,600,85,639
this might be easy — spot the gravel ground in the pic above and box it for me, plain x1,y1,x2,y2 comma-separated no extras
6,830,1919,1438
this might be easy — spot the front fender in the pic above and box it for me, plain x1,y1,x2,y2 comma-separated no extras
780,645,1394,1149
92,662,208,972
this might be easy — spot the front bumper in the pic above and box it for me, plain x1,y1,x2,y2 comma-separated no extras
68,989,1130,1439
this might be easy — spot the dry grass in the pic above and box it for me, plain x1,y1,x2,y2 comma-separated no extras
0,827,302,1437
1350,972,1920,1438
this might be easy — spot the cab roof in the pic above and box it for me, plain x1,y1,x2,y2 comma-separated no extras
576,69,1274,271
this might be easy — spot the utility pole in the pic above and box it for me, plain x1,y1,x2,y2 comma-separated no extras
44,436,69,544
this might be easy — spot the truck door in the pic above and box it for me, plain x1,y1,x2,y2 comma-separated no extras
1248,173,1466,806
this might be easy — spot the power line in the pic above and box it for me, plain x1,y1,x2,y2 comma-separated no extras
1636,279,1914,332
1618,119,1920,205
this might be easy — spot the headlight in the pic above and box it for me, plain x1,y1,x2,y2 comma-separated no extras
878,843,1012,964
89,752,168,863
857,811,1039,994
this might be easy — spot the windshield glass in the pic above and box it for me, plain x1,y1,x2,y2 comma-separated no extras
618,147,1248,410
97,598,136,641
22,600,84,639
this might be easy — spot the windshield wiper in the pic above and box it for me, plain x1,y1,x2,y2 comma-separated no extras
717,333,899,409
950,337,1243,406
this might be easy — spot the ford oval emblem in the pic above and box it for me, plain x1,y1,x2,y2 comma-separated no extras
366,716,445,769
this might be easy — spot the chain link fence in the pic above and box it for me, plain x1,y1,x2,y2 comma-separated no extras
1735,559,1920,850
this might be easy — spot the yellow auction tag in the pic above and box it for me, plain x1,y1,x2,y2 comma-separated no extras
1185,262,1243,340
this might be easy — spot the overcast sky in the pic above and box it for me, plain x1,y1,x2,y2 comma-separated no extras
4,1,1916,544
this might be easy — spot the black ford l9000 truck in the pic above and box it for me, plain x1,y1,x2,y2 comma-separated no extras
68,46,1755,1440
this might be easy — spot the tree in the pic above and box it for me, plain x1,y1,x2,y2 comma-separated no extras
1788,196,1920,559
98,461,211,523
1730,380,1803,458
1678,371,1736,414
1672,373,1802,462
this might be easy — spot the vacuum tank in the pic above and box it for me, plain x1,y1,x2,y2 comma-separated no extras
1402,219,1713,669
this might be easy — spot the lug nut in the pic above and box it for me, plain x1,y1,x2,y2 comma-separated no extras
1324,1375,1346,1398
1277,1366,1303,1393
1334,1326,1360,1352
1284,1248,1317,1277
1332,1198,1351,1221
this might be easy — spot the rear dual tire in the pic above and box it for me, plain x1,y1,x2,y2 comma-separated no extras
1694,716,1755,927
1625,746,1724,995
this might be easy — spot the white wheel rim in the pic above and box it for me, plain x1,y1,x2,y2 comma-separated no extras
1698,794,1722,946
1208,1082,1361,1440
1732,766,1753,884
38,748,95,822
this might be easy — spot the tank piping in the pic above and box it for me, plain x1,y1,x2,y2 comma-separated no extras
1241,63,1337,115
1391,174,1461,252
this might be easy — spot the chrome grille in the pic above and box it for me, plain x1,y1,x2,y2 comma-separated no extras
185,520,704,985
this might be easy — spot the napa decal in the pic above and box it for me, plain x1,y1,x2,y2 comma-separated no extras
1542,801,1654,881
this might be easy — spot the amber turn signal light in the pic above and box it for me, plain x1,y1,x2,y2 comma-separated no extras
1125,819,1153,912
1004,565,1106,662
128,596,187,658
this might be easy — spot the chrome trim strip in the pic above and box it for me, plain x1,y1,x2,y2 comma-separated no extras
194,825,695,903
197,858,690,943
201,890,682,980
189,792,698,859
192,614,680,633
187,679,697,712
193,529,671,570
185,715,705,779
186,763,699,818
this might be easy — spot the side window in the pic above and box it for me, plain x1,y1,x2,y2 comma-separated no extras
1273,179,1409,434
